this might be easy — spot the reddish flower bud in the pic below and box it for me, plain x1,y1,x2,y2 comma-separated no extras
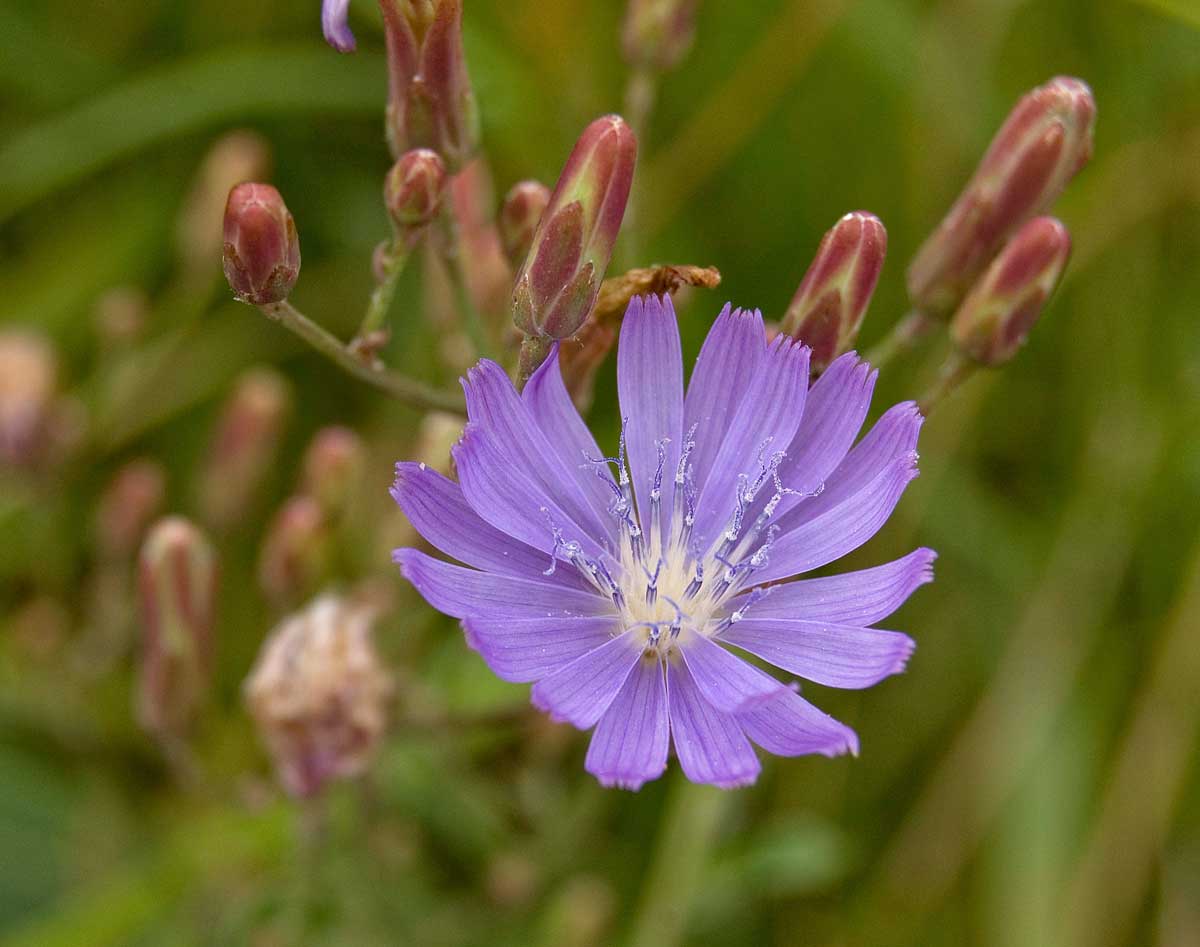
512,116,637,341
622,0,698,72
94,459,167,560
136,517,217,738
950,216,1071,365
381,0,480,168
244,594,393,797
781,211,887,372
499,180,551,270
908,77,1094,319
258,495,332,606
385,148,446,230
222,183,301,305
300,426,365,516
0,330,57,469
199,368,292,531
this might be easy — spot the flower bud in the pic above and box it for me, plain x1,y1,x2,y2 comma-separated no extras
381,0,480,168
908,76,1094,320
622,0,698,72
136,517,217,738
222,183,301,305
199,367,292,530
512,115,637,342
950,216,1071,365
322,0,356,52
781,211,887,372
258,495,332,606
300,426,365,517
385,148,446,230
244,594,393,797
0,330,57,468
95,459,167,560
499,180,551,270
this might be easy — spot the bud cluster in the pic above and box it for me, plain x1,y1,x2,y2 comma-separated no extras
907,77,1093,321
379,0,480,168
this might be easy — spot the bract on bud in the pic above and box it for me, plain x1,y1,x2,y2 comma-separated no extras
381,0,480,168
512,115,637,343
258,495,331,606
300,426,365,516
136,517,217,738
908,76,1094,319
0,330,57,469
950,216,1071,365
95,459,167,560
781,211,887,372
244,595,393,797
622,0,698,72
499,180,551,270
385,148,446,230
199,368,292,530
222,183,301,305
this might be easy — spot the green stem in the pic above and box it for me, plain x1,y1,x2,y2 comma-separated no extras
865,309,937,369
627,778,729,947
355,240,410,341
259,300,464,414
619,67,659,269
917,348,977,414
437,202,496,361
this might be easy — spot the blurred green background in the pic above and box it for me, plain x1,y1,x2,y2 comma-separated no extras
3,0,1200,944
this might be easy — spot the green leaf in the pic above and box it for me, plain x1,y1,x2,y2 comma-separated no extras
0,44,385,224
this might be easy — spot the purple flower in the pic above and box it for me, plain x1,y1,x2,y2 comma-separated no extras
392,296,934,789
321,0,355,53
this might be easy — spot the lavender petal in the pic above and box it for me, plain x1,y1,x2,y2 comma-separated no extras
530,628,644,728
691,334,810,552
464,360,614,542
737,687,859,757
617,295,684,536
461,615,619,682
391,462,590,590
682,305,766,491
585,657,669,790
667,659,761,788
721,619,916,689
729,548,936,625
679,633,787,713
393,548,614,620
321,0,356,52
752,453,920,585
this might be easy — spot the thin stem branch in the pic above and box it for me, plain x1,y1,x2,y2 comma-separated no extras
918,348,977,415
437,202,497,361
865,309,938,369
355,241,410,342
619,66,659,268
259,301,464,415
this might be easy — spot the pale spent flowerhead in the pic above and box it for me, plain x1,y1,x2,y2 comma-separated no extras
244,594,394,798
393,295,934,789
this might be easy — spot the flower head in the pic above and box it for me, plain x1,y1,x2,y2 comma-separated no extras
393,296,934,789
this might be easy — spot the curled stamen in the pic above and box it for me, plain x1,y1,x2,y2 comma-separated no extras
617,417,631,486
644,558,663,605
674,423,698,484
651,438,669,501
